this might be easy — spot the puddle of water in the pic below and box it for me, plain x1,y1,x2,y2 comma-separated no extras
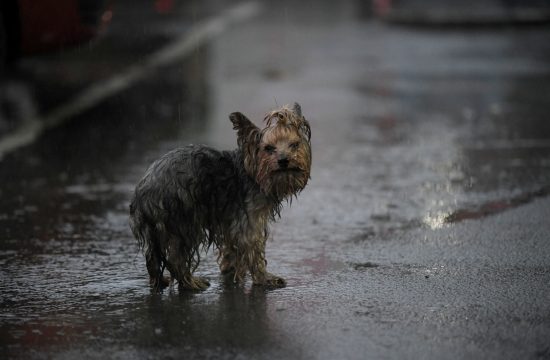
443,185,550,224
350,262,379,270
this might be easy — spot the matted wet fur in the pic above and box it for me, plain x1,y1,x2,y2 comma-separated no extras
129,103,311,291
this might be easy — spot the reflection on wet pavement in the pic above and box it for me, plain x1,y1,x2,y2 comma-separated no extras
1,0,550,358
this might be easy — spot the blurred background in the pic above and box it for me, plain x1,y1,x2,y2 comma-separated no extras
1,0,550,359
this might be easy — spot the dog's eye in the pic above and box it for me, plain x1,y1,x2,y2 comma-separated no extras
264,145,276,153
290,142,300,150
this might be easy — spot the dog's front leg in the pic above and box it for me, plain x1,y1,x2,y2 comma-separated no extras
248,237,286,288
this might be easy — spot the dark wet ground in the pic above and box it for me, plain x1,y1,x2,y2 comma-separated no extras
1,1,550,359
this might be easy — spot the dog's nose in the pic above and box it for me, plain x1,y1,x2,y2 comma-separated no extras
278,156,289,168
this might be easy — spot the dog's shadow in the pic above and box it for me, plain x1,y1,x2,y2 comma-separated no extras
131,275,285,352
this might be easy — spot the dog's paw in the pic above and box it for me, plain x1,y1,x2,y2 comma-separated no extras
150,275,171,292
254,273,286,288
180,276,210,291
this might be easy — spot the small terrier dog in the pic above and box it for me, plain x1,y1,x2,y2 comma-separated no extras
129,103,311,291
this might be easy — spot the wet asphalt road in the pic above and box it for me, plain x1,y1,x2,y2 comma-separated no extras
1,1,550,359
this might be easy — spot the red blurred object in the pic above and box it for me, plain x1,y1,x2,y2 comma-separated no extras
154,0,175,14
373,0,393,17
19,0,92,54
0,0,112,62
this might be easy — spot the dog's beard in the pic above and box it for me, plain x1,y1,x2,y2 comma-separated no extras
258,169,309,200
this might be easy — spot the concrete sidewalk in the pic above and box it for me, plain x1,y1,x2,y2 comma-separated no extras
377,0,550,25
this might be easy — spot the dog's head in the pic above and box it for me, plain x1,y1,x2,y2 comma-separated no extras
230,103,311,199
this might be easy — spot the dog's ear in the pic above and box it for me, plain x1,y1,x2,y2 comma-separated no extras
292,102,302,117
291,103,311,143
229,112,260,148
300,118,311,143
230,112,261,177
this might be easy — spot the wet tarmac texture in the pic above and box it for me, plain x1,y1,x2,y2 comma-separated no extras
1,1,550,359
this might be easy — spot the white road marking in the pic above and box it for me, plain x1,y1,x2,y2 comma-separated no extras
0,1,261,157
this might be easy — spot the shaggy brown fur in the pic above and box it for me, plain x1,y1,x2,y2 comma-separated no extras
129,103,311,291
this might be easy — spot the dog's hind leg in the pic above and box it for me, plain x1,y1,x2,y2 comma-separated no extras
130,213,170,292
145,245,170,291
144,227,170,291
166,233,210,291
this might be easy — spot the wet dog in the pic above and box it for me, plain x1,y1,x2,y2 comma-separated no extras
129,103,311,291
